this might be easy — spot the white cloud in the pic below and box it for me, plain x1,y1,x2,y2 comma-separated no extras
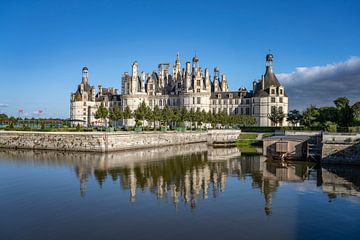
277,57,360,110
0,103,8,108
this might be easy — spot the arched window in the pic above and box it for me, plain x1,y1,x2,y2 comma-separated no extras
159,99,162,106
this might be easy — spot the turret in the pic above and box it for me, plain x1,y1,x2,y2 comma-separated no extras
98,85,103,95
205,68,211,91
82,67,88,83
140,71,146,93
213,67,221,92
131,61,138,94
221,74,229,92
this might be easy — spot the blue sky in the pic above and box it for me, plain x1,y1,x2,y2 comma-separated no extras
1,0,360,118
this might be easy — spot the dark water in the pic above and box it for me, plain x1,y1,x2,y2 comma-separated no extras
0,145,360,240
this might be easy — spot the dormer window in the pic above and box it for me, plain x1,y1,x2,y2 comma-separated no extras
218,94,221,99
279,89,283,95
271,88,275,95
229,93,233,98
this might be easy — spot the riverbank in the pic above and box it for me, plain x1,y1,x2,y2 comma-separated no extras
0,130,241,152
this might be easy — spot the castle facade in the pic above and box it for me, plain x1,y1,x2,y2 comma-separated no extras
70,53,288,127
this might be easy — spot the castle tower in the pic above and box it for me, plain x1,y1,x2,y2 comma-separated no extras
82,66,88,84
205,68,211,92
131,61,138,94
173,52,181,76
221,74,229,92
192,54,199,76
184,61,191,92
140,71,146,93
213,67,221,92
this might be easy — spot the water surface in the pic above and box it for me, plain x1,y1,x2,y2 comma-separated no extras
0,145,359,240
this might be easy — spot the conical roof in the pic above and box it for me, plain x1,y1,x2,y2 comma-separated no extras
263,66,281,89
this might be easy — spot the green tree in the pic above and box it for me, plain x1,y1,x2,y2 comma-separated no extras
334,97,353,127
134,101,148,128
152,105,162,130
287,109,302,126
161,105,173,128
95,102,109,127
351,101,360,124
123,106,132,128
268,107,285,126
302,105,320,127
109,105,123,128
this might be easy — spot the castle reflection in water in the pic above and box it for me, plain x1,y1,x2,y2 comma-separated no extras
1,144,359,215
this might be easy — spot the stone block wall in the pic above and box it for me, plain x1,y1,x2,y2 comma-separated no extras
0,130,240,153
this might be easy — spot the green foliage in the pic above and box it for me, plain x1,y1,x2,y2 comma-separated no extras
287,109,302,126
302,105,320,127
351,101,360,124
123,106,132,119
0,113,8,119
267,107,285,126
238,134,258,140
109,105,123,127
334,97,353,127
95,102,109,127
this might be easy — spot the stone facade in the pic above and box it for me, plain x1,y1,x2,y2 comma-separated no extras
70,53,288,127
0,130,240,153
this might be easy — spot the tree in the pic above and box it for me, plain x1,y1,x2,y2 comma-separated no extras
287,109,302,126
352,101,360,124
302,105,320,127
161,105,173,128
134,101,148,128
109,105,123,128
123,106,132,128
152,105,162,130
95,102,109,127
334,97,353,127
123,106,132,119
0,113,8,120
268,107,285,126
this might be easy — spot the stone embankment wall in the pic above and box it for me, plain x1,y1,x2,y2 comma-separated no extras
0,130,241,153
321,133,360,165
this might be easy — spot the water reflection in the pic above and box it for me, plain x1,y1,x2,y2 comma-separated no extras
1,145,360,215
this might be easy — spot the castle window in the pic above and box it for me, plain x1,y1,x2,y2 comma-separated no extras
279,106,283,113
246,99,250,104
197,80,201,86
241,108,244,114
279,97,283,103
197,107,200,112
173,99,176,106
196,89,200,93
177,99,180,106
229,93,233,98
235,99,239,104
193,97,195,104
197,97,201,104
253,107,255,114
280,89,283,95
213,100,216,105
149,84,153,90
159,99,162,106
271,89,275,95
213,108,216,114
246,108,250,115
178,83,181,88
83,102,86,106
271,97,276,103
218,94,221,99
